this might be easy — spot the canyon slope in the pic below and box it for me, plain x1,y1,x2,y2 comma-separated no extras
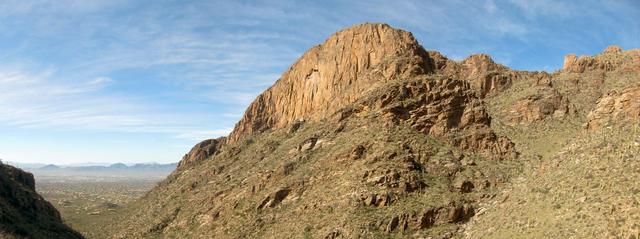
0,162,84,239
112,23,640,238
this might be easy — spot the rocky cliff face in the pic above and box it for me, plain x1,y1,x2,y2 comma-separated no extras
223,23,514,162
228,24,433,144
350,76,515,158
0,163,84,239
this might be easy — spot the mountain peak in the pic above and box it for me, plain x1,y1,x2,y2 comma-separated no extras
228,23,432,143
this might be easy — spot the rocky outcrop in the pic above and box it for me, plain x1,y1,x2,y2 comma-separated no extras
586,87,640,130
459,54,515,98
228,23,433,144
176,137,226,170
225,23,515,159
424,51,555,98
382,203,475,233
348,76,515,159
422,52,515,97
503,87,571,125
563,45,640,73
0,163,84,239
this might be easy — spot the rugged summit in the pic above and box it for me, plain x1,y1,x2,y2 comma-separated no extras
228,23,513,159
0,162,83,239
228,24,433,144
563,45,640,73
112,23,640,238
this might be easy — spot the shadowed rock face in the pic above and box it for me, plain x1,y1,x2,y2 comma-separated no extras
0,163,84,239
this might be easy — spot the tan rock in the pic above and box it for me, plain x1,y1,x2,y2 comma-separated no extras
360,77,516,159
563,54,577,71
504,87,571,125
563,46,640,73
177,137,226,170
586,87,640,130
228,23,432,143
603,45,622,54
461,54,506,77
224,23,516,159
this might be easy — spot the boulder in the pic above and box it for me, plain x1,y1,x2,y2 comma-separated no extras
586,87,640,130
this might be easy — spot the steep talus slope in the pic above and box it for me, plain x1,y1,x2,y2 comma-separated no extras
0,162,84,239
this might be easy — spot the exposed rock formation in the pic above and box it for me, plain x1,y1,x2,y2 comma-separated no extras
0,163,84,239
176,137,226,170
503,87,571,125
383,203,475,233
563,54,578,72
456,54,514,98
586,87,640,130
228,23,433,144
428,53,537,98
563,45,640,73
226,23,514,159
350,76,515,158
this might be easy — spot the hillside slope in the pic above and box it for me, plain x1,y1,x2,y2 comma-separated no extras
465,45,640,238
112,23,639,238
0,162,84,239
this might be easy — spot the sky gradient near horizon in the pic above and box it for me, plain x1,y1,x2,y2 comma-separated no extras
1,0,638,164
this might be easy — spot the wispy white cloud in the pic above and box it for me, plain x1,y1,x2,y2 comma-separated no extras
0,0,638,164
0,68,135,128
0,67,227,139
485,0,498,14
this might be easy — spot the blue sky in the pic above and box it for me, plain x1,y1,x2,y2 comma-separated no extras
0,0,638,164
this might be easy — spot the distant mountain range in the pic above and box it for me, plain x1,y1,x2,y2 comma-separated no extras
5,161,177,172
